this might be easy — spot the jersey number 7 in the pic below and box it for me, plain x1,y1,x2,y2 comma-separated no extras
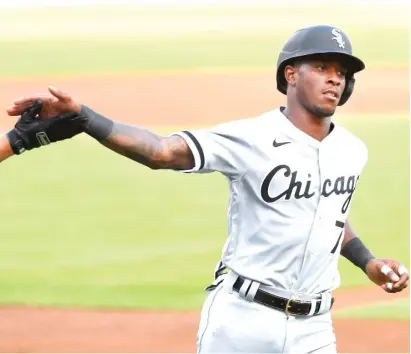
330,221,345,254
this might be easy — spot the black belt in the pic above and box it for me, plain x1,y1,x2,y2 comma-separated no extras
233,277,334,316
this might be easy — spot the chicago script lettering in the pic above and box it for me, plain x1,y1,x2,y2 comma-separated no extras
260,164,359,214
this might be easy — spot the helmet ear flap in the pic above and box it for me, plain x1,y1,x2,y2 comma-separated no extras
276,63,288,95
338,75,355,106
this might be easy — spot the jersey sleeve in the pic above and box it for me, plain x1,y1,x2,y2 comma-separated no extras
172,119,254,179
361,144,368,171
355,139,369,174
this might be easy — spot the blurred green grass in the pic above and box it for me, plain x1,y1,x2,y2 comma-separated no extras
0,115,408,310
0,3,408,77
334,299,410,321
336,116,410,288
0,28,408,78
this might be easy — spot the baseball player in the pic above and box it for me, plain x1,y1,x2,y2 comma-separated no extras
7,25,409,353
1,101,86,164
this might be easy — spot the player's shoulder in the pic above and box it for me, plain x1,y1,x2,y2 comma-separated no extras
334,124,366,147
333,123,368,155
209,108,282,133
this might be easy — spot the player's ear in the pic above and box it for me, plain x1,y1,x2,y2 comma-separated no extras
284,64,298,89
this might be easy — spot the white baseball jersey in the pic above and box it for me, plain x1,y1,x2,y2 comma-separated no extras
174,107,368,295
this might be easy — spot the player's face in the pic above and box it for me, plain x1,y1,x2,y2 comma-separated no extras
294,57,348,118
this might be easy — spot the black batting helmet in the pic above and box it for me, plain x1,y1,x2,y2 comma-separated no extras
276,25,365,106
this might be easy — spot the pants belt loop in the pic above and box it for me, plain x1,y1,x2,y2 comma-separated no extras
238,279,252,299
223,271,237,294
318,292,332,314
318,293,326,314
325,293,332,312
308,299,317,316
245,281,260,301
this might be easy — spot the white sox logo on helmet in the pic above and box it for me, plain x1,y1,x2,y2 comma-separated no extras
332,28,345,49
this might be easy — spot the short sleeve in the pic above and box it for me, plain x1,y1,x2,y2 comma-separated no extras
359,142,368,173
349,135,368,173
172,119,254,179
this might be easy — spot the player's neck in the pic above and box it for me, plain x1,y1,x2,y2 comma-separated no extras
282,105,332,142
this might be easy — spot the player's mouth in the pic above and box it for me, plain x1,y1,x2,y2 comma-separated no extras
322,88,339,102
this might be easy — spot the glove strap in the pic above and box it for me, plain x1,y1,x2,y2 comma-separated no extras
6,129,26,155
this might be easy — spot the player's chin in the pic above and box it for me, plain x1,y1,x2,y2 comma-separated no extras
312,103,337,119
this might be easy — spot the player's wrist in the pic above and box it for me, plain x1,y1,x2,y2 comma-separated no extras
341,237,375,273
363,258,378,276
6,129,26,155
0,134,16,161
80,105,114,141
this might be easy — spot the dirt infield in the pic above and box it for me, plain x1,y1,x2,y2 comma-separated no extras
0,68,408,132
0,286,408,353
0,68,409,352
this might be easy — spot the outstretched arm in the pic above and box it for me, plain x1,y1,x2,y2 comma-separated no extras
7,86,195,171
341,220,409,293
99,123,194,170
0,134,14,163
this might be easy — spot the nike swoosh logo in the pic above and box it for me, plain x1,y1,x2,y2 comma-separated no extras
273,139,291,147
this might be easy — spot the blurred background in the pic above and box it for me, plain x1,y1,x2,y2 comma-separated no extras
0,0,409,352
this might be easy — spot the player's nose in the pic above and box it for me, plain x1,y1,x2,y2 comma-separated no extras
326,71,342,86
326,64,345,86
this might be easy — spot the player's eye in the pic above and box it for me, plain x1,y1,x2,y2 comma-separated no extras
338,69,348,78
316,64,326,71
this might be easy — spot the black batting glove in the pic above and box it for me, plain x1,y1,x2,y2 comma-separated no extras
6,100,87,155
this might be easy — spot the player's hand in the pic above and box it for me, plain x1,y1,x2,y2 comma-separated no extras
7,86,81,118
365,258,409,293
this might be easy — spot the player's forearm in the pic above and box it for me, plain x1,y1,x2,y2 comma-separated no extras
101,122,176,169
341,220,357,248
80,106,194,170
341,220,375,272
0,134,14,163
